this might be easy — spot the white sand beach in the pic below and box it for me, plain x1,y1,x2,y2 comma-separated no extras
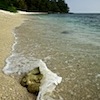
0,10,36,100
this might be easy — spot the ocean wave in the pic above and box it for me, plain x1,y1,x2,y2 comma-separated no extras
3,55,62,100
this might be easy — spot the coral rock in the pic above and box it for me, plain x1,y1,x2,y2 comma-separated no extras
20,67,43,95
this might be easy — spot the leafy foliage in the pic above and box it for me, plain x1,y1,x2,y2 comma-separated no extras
0,0,69,13
7,6,17,12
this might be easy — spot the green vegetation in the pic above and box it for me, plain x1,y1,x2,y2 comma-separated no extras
0,0,69,13
7,6,17,12
0,0,17,12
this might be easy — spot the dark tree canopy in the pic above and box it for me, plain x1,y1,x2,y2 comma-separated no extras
0,0,69,13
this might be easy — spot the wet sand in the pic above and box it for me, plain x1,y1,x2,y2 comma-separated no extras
0,10,36,100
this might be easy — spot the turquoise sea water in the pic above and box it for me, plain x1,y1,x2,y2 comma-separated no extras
4,14,100,100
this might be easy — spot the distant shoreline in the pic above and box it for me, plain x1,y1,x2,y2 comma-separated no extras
18,10,48,15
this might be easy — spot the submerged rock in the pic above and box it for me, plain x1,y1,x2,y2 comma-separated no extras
20,67,43,95
61,31,70,34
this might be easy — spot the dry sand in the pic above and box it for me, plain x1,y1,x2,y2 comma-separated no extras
0,10,36,100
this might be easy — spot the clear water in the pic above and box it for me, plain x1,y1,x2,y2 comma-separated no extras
4,14,100,100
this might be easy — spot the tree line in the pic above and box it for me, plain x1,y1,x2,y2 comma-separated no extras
0,0,69,13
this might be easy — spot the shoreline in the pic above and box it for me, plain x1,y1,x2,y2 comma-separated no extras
0,10,24,69
0,10,36,100
1,10,62,100
18,10,48,15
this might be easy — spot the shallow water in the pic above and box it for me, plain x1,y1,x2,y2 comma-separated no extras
4,14,100,100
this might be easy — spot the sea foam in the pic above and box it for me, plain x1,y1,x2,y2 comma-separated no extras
3,55,62,100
